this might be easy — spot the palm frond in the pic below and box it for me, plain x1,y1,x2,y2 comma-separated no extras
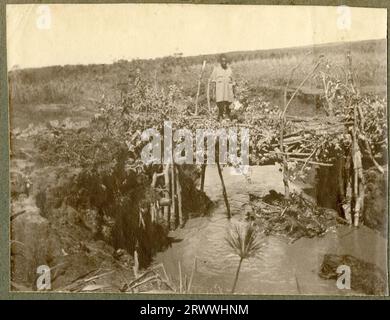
226,223,263,293
225,223,263,260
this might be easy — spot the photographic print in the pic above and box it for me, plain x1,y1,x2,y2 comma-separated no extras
7,3,388,296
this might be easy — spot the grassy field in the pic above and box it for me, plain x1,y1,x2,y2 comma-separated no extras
8,38,387,128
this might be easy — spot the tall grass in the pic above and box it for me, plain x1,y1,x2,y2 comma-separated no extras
8,39,386,107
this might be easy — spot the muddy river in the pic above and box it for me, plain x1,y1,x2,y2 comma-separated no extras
155,165,387,295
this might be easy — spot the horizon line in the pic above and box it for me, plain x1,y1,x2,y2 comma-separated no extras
9,37,386,72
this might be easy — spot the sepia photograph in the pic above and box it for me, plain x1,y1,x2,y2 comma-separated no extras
6,3,388,296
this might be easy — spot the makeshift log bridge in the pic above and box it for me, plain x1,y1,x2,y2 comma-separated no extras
144,113,346,230
134,82,385,230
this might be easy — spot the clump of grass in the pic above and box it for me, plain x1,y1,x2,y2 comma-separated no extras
225,223,263,293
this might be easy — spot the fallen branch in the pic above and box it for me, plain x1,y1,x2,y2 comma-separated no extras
288,158,333,167
128,275,159,291
83,270,115,283
272,151,312,157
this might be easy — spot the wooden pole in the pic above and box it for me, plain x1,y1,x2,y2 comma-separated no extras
163,164,171,225
280,117,290,199
347,52,365,227
343,153,353,225
351,107,364,227
354,149,364,227
207,79,212,114
170,164,176,229
195,60,206,115
178,261,183,293
200,164,206,192
216,160,231,219
280,85,290,198
352,101,358,227
170,130,177,229
133,246,140,278
170,164,176,230
175,166,184,227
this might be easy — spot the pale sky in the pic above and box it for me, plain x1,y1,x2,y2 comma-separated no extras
6,4,387,69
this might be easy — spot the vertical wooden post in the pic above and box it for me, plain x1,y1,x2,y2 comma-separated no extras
281,86,290,199
195,60,206,115
200,164,206,192
351,108,364,227
280,118,290,199
352,101,358,226
207,79,212,114
176,166,184,227
347,52,364,227
339,155,352,225
163,164,171,225
170,131,177,229
216,160,231,219
343,155,353,225
170,163,176,229
178,261,183,293
133,247,139,278
151,172,157,223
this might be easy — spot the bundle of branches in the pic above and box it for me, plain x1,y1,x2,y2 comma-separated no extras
246,54,386,230
248,190,340,242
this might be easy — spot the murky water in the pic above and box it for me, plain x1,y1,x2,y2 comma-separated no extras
155,165,387,295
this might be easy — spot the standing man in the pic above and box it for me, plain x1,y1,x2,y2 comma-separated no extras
209,54,236,120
